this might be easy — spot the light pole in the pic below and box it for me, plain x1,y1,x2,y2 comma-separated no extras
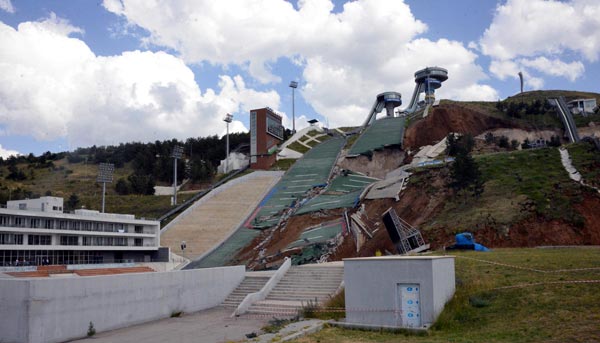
171,145,183,205
289,81,298,134
223,113,233,174
96,163,114,213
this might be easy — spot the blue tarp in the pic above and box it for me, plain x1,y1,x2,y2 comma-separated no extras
451,232,490,252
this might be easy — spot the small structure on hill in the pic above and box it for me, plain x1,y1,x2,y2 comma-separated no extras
568,98,597,116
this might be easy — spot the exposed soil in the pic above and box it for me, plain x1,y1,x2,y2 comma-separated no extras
404,103,517,149
233,102,600,267
338,148,405,179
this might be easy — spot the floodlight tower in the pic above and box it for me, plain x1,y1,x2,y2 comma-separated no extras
96,163,114,213
518,71,524,93
289,81,298,133
171,145,184,205
223,113,233,174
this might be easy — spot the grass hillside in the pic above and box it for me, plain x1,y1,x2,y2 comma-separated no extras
411,145,582,233
294,247,600,343
0,158,194,219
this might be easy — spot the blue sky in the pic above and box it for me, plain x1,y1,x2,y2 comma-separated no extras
0,0,598,157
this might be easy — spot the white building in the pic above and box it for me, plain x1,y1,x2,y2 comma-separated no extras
0,197,164,266
568,98,597,116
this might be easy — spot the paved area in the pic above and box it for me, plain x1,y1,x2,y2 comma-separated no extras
161,172,283,260
70,307,269,343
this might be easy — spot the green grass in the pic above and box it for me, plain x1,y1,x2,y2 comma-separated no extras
573,113,600,127
79,193,196,220
0,157,199,220
287,141,311,154
306,130,321,137
343,134,359,150
422,147,584,232
477,148,582,223
292,248,600,343
336,126,360,132
567,142,600,188
270,158,297,171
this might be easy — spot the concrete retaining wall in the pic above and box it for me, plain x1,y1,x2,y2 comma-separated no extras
0,266,245,343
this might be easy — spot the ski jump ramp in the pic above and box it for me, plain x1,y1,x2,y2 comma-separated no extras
160,171,283,260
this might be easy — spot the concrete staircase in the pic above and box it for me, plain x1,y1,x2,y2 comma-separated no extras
221,274,271,309
246,263,344,317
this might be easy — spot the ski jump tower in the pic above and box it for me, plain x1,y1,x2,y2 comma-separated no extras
404,66,448,114
361,67,448,129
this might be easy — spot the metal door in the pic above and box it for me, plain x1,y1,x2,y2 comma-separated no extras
397,284,421,327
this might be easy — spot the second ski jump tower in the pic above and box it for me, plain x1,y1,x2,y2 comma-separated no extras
361,67,448,129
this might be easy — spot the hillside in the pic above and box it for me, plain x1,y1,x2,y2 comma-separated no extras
226,90,600,268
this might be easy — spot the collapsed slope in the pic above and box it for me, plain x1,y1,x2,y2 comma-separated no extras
231,95,600,269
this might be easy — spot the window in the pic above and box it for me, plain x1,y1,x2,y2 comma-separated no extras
134,238,143,247
60,236,78,246
135,225,143,234
44,219,54,229
28,235,51,245
31,218,41,228
0,233,23,245
0,216,8,226
18,203,27,210
14,217,25,227
115,237,128,246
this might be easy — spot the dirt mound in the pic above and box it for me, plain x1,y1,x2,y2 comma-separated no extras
338,148,405,179
404,103,516,149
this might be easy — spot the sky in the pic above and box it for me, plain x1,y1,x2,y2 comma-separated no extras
0,0,599,158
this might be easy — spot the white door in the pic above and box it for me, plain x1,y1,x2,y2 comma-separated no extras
398,284,421,328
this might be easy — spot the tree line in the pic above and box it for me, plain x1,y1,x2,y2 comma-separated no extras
0,133,250,197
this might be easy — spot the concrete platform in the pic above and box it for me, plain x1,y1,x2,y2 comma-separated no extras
70,307,269,343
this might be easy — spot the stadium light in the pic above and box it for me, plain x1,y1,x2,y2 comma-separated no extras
289,81,298,134
223,113,233,174
171,145,184,205
96,163,114,213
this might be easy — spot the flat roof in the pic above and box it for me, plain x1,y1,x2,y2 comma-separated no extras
344,255,454,262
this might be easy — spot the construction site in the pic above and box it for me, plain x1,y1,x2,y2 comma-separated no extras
2,66,600,343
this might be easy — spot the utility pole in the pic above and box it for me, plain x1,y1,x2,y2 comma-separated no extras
171,146,183,205
223,113,233,174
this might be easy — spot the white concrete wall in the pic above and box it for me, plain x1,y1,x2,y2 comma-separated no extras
344,256,455,328
0,279,29,342
0,266,245,343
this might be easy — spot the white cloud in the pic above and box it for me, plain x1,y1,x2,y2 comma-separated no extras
0,0,14,14
0,17,279,148
481,0,599,84
0,144,19,158
519,57,585,82
103,0,497,128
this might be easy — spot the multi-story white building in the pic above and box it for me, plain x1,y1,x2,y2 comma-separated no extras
0,197,165,266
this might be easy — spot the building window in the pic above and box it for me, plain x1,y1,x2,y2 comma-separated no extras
134,238,143,247
115,237,128,246
31,218,41,228
0,233,23,245
18,203,27,210
135,225,143,234
44,219,54,229
0,216,8,226
60,236,79,246
14,217,25,227
28,235,51,245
